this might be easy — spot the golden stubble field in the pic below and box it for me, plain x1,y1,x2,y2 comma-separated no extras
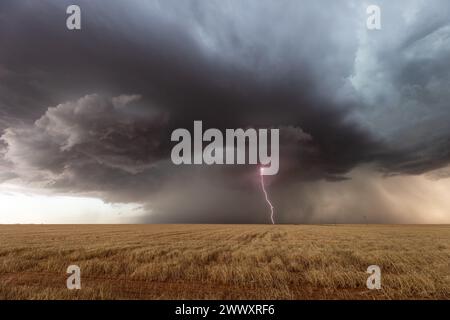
0,224,448,300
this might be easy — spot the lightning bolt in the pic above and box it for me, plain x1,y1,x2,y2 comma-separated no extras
260,167,275,224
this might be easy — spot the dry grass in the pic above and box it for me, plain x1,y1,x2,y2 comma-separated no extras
0,224,448,300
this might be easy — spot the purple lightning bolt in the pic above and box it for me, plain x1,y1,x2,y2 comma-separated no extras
260,167,275,224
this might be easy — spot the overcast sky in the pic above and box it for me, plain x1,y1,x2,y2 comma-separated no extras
0,0,449,223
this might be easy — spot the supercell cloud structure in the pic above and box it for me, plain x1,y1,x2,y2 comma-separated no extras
0,0,449,223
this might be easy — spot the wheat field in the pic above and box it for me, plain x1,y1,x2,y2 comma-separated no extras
0,224,448,299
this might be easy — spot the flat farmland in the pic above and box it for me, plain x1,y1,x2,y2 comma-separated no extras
0,224,448,299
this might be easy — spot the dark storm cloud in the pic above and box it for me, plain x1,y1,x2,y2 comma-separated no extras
1,94,171,201
349,0,450,175
0,0,381,173
0,0,450,222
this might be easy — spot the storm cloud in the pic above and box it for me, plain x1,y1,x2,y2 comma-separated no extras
0,0,449,223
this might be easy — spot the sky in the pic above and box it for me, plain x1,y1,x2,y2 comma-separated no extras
0,0,449,223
